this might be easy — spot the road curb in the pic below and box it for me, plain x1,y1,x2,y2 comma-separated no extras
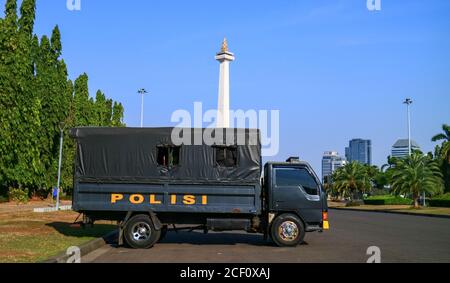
33,205,72,213
41,230,118,263
330,207,450,219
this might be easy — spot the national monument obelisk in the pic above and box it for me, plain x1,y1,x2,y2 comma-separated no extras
215,38,235,128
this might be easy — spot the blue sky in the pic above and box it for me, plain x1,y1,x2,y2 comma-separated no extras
4,0,450,174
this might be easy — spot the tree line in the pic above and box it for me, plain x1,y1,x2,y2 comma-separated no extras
0,0,125,198
326,124,450,208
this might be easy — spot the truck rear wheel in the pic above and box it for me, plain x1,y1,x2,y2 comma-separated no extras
270,214,305,247
124,214,161,249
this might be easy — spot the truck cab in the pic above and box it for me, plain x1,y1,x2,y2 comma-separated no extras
263,158,329,246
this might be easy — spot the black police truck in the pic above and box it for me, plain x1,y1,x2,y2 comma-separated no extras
70,127,329,248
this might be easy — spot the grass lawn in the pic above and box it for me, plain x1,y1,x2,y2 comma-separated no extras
395,207,450,216
329,202,450,217
0,210,116,263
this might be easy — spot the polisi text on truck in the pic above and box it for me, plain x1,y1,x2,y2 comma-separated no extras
111,193,208,205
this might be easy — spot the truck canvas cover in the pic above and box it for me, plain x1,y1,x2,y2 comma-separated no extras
70,127,261,184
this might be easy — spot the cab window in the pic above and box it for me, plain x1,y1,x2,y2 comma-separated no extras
275,168,319,196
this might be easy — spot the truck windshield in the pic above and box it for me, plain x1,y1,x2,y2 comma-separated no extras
275,168,319,196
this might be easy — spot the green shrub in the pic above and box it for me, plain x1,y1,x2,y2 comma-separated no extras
8,188,30,204
364,195,413,205
429,194,450,208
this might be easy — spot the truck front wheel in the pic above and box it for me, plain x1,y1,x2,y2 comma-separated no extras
270,214,305,247
124,214,161,249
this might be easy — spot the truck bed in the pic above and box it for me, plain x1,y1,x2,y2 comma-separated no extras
73,182,262,215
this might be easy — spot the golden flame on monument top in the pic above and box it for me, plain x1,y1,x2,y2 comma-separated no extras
221,38,229,53
215,37,235,61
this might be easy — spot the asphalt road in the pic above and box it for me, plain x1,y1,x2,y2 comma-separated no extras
82,210,450,263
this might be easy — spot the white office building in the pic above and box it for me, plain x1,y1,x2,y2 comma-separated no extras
391,139,420,158
322,151,347,182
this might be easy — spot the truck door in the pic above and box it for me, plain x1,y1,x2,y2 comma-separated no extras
272,166,323,223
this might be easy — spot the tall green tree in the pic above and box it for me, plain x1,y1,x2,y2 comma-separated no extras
4,0,17,29
104,98,113,126
112,102,125,127
391,152,444,208
61,79,75,192
0,0,17,187
18,0,35,35
32,26,71,189
50,25,62,56
73,73,94,126
0,0,125,196
94,90,114,126
0,0,43,189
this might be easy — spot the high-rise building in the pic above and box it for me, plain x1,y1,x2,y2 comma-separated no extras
391,139,420,158
322,151,347,182
345,139,372,165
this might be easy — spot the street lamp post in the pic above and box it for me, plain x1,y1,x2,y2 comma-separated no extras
403,98,413,156
403,98,424,206
138,88,148,128
55,122,65,210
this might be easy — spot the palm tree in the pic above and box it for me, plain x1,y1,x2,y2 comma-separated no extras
432,124,450,193
364,165,379,179
380,156,398,190
322,175,338,200
332,162,371,201
381,156,399,172
432,124,450,163
391,152,444,208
